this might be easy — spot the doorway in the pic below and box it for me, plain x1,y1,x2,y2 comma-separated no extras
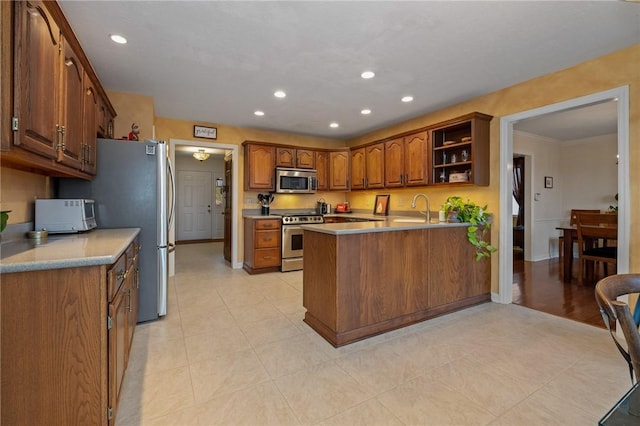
169,139,241,275
498,86,630,305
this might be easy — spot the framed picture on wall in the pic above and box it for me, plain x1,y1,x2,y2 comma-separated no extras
373,194,390,216
544,176,553,188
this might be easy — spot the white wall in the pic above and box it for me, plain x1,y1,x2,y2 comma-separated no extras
513,131,617,261
560,134,618,215
513,131,564,261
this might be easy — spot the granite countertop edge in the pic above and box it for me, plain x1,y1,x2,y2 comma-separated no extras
1,228,141,274
300,215,470,235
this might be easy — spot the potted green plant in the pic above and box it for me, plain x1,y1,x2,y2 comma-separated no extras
441,196,496,260
0,210,10,233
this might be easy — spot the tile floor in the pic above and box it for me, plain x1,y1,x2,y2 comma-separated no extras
116,242,630,425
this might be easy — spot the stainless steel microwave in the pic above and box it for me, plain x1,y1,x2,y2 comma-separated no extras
275,168,317,194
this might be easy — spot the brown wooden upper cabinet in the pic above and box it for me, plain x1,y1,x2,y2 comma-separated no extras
350,143,384,190
315,150,328,191
329,150,350,191
384,131,428,188
276,147,315,169
3,0,116,179
430,112,492,186
244,143,276,191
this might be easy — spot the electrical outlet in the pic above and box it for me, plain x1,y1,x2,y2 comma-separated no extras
247,199,253,204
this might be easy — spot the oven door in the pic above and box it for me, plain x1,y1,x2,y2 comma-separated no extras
282,225,304,259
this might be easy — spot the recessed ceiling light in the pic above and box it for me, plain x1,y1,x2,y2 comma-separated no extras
361,109,371,115
254,110,265,116
401,96,414,103
329,122,339,128
274,90,286,98
109,34,127,44
361,71,375,79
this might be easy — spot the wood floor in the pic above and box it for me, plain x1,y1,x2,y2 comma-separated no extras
512,253,606,328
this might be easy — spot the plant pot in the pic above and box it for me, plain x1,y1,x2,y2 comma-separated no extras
447,211,460,222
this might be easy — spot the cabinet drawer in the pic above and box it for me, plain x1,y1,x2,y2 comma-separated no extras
255,230,280,248
108,252,127,301
255,219,281,230
253,248,281,268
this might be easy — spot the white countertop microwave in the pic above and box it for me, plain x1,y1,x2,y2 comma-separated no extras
35,199,97,233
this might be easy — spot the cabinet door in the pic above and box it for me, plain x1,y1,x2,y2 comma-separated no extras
329,150,350,191
404,131,428,186
57,37,84,170
82,73,98,175
350,147,366,190
365,143,385,189
244,144,275,190
315,151,328,191
109,286,127,423
384,138,404,187
276,147,295,167
125,246,138,355
13,0,60,159
296,149,315,169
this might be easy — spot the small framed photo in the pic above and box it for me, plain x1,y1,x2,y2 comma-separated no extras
194,125,217,139
373,194,390,216
544,176,553,189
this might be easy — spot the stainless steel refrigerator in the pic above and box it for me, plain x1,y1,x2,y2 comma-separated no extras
56,138,175,322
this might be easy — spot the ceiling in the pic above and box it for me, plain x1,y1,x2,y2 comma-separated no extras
58,1,639,141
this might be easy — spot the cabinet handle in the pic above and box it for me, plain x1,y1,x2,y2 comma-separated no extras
264,237,272,241
125,289,132,312
405,174,408,184
263,256,272,260
117,270,127,281
399,174,403,184
60,126,66,151
263,224,273,228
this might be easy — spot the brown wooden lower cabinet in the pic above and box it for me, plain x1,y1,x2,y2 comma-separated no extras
1,238,139,425
243,217,281,274
302,226,490,347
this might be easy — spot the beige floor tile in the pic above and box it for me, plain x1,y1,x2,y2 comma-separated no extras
254,333,332,378
430,354,539,417
274,362,374,424
180,308,237,337
335,342,424,395
195,381,300,425
184,324,252,363
189,348,271,403
377,375,496,425
489,387,596,425
228,300,289,325
239,314,303,347
318,399,404,426
127,335,189,375
117,365,196,424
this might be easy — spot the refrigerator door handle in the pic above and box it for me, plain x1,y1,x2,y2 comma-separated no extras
168,242,176,253
167,154,176,233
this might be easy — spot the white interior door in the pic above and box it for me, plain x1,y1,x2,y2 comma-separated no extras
177,170,212,241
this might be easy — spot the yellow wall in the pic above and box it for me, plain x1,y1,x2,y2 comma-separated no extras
107,90,155,141
2,44,638,294
0,168,50,223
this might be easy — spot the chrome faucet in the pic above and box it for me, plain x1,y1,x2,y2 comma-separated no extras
411,193,431,222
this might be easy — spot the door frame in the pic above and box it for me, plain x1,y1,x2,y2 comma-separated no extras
169,139,241,269
497,86,630,303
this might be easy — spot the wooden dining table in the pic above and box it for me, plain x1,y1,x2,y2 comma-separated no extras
556,224,617,283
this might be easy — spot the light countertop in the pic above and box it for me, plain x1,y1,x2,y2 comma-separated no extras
301,214,468,235
0,228,141,274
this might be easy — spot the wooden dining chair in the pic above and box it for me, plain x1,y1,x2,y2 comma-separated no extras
595,274,640,384
576,212,617,283
558,209,599,261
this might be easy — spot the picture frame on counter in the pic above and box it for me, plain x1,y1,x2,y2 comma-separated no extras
194,125,217,139
374,194,390,216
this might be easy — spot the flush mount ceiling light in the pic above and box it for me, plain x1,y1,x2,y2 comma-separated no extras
401,96,414,103
361,109,371,115
254,110,265,116
274,90,286,98
329,122,339,128
192,149,210,162
109,34,127,44
361,71,375,79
